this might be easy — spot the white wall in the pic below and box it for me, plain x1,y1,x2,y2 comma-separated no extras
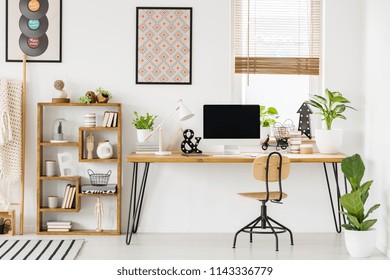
363,0,390,257
0,0,367,234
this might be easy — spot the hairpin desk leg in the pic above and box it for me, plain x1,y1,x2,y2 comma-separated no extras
126,162,150,245
323,162,346,233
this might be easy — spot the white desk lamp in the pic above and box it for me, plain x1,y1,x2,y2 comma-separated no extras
144,99,194,156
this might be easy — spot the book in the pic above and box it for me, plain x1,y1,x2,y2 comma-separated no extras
101,111,110,127
112,112,118,127
47,228,70,232
67,185,76,209
47,221,72,226
61,184,71,208
106,112,115,127
47,225,72,229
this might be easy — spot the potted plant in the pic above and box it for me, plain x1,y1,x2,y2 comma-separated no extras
260,106,278,143
340,154,380,257
96,87,112,103
132,111,158,143
307,88,356,153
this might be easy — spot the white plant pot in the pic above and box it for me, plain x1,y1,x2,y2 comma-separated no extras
344,229,376,258
315,129,343,154
260,126,271,144
137,129,152,143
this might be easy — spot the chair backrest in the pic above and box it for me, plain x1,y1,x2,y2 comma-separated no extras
252,152,290,182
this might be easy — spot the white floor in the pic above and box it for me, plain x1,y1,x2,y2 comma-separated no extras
3,232,388,260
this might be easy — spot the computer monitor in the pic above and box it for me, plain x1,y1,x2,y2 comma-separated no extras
203,104,260,154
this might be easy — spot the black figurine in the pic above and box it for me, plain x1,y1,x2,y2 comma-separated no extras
297,102,312,139
181,129,202,154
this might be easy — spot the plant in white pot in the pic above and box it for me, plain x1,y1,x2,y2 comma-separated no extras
132,111,158,143
308,88,356,153
340,154,380,258
260,106,278,143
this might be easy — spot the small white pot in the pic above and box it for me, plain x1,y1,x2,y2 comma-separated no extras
260,126,271,144
344,229,376,258
315,129,343,154
137,129,152,143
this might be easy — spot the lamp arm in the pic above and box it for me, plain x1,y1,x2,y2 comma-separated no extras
144,106,180,141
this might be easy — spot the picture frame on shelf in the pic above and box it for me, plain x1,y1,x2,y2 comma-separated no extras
5,0,62,62
136,7,192,84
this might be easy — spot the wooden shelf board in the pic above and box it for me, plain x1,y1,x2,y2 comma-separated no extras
38,103,121,107
40,176,80,181
39,207,79,213
37,229,120,235
79,158,118,163
79,126,118,131
40,141,79,146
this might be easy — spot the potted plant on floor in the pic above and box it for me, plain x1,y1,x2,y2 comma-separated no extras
132,111,158,143
260,106,279,143
340,154,380,257
307,88,356,153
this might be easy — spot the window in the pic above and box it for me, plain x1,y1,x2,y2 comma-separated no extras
234,0,321,75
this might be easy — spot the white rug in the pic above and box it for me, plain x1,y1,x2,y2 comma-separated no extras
0,239,84,260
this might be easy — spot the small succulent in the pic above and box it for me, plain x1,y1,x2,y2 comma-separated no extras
78,95,92,104
96,87,112,99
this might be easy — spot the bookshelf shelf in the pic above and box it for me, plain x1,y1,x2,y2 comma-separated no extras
37,103,122,235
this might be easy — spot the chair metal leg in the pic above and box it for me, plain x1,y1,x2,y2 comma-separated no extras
126,163,150,245
264,217,279,251
233,216,261,248
249,216,262,243
268,216,294,245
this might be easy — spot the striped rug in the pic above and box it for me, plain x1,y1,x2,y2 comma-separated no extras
0,239,84,260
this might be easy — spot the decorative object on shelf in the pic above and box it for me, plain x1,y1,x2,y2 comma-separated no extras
340,154,380,258
102,111,118,127
0,210,15,235
84,113,96,127
289,131,302,154
78,95,92,104
81,184,117,194
47,196,59,208
299,144,314,154
144,99,194,155
85,91,97,103
307,88,356,154
86,133,94,159
297,102,312,139
180,129,202,154
260,106,279,144
45,160,57,176
136,7,192,84
96,87,112,103
132,111,158,143
96,140,113,159
52,80,69,103
57,152,77,176
51,118,69,143
6,0,62,62
88,169,112,186
94,197,104,232
271,120,294,151
0,217,4,234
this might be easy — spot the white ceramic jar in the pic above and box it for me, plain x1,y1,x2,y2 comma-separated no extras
96,140,113,159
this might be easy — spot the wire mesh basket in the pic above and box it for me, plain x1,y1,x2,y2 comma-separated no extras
87,169,112,186
272,119,295,139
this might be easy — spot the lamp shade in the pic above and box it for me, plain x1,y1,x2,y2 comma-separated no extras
178,100,194,121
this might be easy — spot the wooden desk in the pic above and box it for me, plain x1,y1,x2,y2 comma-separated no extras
125,152,348,245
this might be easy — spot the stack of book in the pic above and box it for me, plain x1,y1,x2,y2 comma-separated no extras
81,184,117,194
47,221,72,232
102,111,118,127
136,142,159,154
61,184,76,209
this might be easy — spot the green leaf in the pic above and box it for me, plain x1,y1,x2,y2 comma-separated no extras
340,192,364,222
334,104,346,114
364,204,380,220
335,114,347,120
308,99,325,111
360,219,377,231
313,95,327,105
267,107,278,115
341,211,362,229
341,224,358,231
341,154,365,191
332,96,351,104
360,180,373,203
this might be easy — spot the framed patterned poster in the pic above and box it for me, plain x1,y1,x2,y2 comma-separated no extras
6,0,62,62
136,7,192,84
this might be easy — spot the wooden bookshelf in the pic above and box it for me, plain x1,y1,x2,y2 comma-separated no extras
36,103,122,235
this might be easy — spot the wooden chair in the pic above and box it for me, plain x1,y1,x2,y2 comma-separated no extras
233,151,294,251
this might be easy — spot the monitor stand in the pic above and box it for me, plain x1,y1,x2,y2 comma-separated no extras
223,145,240,155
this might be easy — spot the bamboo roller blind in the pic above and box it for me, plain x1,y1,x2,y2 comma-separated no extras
234,0,321,75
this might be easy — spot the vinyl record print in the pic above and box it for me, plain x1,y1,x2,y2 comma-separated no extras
19,0,49,19
19,15,48,38
19,33,48,57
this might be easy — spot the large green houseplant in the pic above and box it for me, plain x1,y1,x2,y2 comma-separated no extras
307,88,356,153
132,111,158,143
340,154,380,257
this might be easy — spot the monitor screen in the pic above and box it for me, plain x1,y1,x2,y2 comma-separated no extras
203,104,260,140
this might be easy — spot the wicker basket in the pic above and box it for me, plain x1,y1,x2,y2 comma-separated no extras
87,169,112,186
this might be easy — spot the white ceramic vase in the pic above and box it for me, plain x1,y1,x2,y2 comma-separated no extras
344,229,376,258
137,129,152,143
315,129,343,154
97,140,113,159
260,126,271,144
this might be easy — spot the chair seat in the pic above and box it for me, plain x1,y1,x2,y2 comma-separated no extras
238,191,287,201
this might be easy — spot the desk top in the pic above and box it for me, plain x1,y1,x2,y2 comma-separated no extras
126,152,347,163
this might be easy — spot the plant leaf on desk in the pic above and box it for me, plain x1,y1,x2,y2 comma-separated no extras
360,219,377,231
340,212,361,230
